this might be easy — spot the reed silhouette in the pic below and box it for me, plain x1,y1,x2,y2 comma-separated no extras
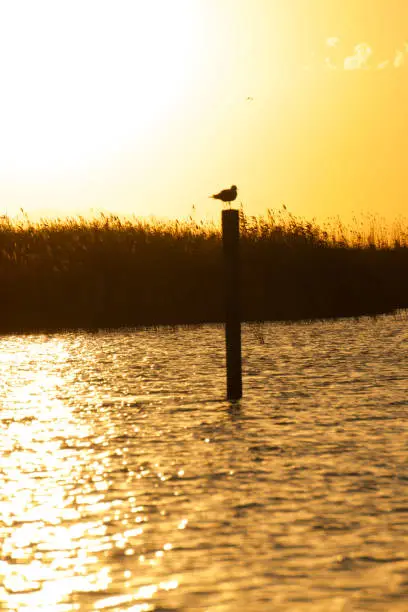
0,207,407,333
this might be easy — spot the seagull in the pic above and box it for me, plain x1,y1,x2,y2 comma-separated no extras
210,185,238,207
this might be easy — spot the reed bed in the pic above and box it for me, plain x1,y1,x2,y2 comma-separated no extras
1,208,407,333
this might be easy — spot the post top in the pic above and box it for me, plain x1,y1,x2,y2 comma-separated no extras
221,208,239,218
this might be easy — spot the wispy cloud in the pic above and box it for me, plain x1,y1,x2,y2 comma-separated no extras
325,57,337,70
344,43,372,70
323,38,408,71
326,37,340,48
394,49,405,68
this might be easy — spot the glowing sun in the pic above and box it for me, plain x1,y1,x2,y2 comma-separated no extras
0,0,199,178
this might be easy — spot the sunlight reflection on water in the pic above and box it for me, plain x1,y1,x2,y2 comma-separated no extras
0,315,407,611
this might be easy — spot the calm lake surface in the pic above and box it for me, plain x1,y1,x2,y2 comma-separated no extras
0,314,407,611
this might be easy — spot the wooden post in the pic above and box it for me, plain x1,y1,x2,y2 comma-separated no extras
222,208,242,400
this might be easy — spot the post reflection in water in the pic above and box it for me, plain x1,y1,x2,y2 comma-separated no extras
0,335,181,611
1,320,408,611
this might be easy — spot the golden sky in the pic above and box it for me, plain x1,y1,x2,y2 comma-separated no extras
0,0,407,222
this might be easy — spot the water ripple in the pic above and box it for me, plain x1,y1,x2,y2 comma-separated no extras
0,316,407,610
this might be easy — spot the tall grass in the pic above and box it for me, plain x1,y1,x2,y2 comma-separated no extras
1,207,407,333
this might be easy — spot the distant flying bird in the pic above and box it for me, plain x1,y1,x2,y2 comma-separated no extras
210,185,238,207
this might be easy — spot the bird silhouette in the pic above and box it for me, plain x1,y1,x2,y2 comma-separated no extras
210,185,238,207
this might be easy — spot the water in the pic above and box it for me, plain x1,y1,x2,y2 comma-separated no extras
0,314,407,611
